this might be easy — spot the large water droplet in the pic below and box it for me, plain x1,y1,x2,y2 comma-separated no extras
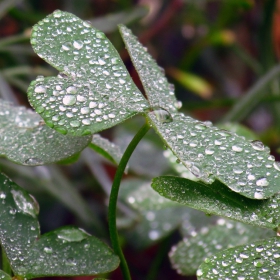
250,140,265,151
11,189,39,218
256,177,269,187
151,107,173,124
73,40,83,50
57,228,89,242
63,95,76,106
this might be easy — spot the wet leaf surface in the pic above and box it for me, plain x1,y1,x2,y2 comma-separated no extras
0,100,91,165
197,237,280,279
170,218,274,276
28,10,148,136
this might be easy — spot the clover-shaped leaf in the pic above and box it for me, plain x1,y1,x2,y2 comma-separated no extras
28,10,149,136
197,237,280,279
119,25,280,199
0,173,119,278
170,219,274,276
0,100,91,165
119,25,179,113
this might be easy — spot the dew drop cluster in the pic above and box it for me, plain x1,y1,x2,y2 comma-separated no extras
149,112,280,199
119,25,180,113
28,10,148,136
0,101,91,165
197,237,280,279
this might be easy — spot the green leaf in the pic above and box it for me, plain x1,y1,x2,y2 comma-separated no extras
28,10,148,136
163,149,199,181
0,173,40,275
0,270,12,280
119,25,180,113
197,237,280,279
170,219,274,276
0,173,119,277
152,176,280,229
125,207,187,249
120,179,179,211
217,122,259,141
0,100,91,165
148,112,280,199
24,226,119,278
89,134,123,165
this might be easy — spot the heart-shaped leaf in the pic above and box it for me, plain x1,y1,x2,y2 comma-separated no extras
170,219,274,276
23,226,119,278
119,25,280,199
149,112,280,199
197,237,280,279
0,100,91,165
119,25,180,113
27,10,149,136
0,172,119,277
152,176,280,229
89,134,123,165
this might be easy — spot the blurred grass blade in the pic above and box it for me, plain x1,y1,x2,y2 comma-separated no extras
0,0,23,20
167,67,213,99
222,64,280,122
91,6,148,33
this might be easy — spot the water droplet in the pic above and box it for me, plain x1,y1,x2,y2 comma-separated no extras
57,228,89,242
70,120,80,127
66,86,77,94
148,230,159,240
151,107,173,124
73,40,83,49
0,192,6,199
205,147,215,155
254,192,264,199
175,101,182,109
232,145,243,152
253,258,263,267
34,85,46,94
24,158,43,165
197,269,203,276
251,140,265,151
44,247,53,254
11,189,39,218
96,31,106,39
53,10,62,18
63,95,76,106
108,113,115,119
61,42,72,51
256,177,269,187
274,162,280,171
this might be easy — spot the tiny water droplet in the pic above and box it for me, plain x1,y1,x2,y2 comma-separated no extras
24,158,43,165
232,145,243,152
96,31,106,39
150,107,173,124
34,85,46,94
73,40,83,50
44,247,53,254
57,228,89,242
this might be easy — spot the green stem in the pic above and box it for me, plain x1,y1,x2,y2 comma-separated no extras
221,64,280,123
108,122,150,280
1,247,12,275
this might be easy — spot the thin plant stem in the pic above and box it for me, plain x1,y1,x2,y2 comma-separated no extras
1,247,12,276
108,122,150,280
